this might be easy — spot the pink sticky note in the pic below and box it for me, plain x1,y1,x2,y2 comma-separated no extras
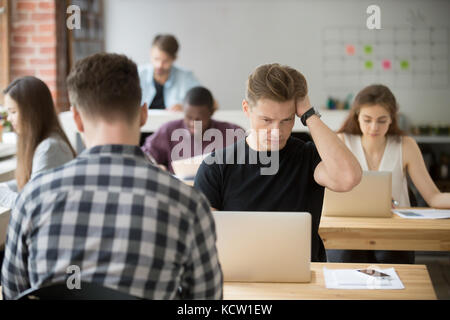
346,45,355,56
382,59,391,70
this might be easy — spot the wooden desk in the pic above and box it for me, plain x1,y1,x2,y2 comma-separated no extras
59,110,350,152
0,206,10,249
224,262,436,300
0,263,435,300
182,179,194,186
60,109,349,134
0,157,16,182
319,213,450,251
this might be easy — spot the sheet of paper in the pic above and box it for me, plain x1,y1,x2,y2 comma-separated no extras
171,153,210,179
323,267,405,290
393,209,450,219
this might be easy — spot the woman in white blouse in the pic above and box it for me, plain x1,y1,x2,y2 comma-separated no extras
0,76,76,208
327,84,450,264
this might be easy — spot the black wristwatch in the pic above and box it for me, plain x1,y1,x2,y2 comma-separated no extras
301,107,321,126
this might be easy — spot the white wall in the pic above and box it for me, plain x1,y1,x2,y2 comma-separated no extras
104,0,450,126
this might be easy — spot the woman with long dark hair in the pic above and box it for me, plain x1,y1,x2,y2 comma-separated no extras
0,76,76,208
327,84,450,264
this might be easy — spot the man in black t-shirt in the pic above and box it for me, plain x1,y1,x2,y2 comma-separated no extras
194,63,362,262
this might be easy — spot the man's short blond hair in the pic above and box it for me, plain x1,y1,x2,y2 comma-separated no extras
246,63,308,106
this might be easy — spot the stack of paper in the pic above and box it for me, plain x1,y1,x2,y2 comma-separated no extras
323,267,405,290
393,209,450,219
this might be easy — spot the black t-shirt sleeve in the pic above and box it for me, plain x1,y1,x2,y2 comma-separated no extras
194,160,223,210
303,141,323,186
305,141,322,170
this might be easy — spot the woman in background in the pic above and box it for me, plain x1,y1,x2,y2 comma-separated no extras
327,84,450,264
0,76,76,208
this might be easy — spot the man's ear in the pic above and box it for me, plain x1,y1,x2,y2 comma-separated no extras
71,106,84,133
211,100,219,115
139,103,148,127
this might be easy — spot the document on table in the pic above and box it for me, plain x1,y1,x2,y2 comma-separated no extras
393,209,450,219
323,267,404,290
171,153,210,180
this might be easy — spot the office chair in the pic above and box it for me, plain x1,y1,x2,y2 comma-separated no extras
16,282,142,300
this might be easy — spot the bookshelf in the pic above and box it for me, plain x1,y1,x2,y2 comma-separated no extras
0,0,10,104
67,0,104,66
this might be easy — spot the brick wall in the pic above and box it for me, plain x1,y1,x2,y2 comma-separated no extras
10,0,69,112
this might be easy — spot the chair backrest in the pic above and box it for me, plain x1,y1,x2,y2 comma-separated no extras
17,282,141,300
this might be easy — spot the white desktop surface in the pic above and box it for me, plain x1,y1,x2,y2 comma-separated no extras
59,109,350,150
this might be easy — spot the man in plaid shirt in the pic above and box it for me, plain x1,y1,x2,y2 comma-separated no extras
1,53,223,300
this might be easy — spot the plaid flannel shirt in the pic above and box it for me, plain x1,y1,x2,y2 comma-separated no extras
1,145,223,300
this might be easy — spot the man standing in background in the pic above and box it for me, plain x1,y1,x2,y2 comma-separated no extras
139,34,200,111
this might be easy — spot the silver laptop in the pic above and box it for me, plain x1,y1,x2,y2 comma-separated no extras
213,211,311,283
322,171,392,218
171,153,208,180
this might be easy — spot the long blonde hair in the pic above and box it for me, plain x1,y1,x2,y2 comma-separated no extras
3,76,76,190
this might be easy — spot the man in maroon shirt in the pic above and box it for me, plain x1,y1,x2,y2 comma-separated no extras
142,86,244,173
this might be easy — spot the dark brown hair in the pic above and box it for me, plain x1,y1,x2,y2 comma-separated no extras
184,86,214,111
338,84,404,136
152,34,179,59
246,63,308,106
3,76,76,190
66,53,142,123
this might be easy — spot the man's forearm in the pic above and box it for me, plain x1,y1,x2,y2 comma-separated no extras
306,115,361,186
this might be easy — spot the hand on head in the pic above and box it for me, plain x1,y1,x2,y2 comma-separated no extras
296,95,312,118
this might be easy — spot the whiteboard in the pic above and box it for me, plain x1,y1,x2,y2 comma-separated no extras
323,26,449,89
104,0,450,125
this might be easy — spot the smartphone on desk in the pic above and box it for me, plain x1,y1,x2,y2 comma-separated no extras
356,269,391,278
